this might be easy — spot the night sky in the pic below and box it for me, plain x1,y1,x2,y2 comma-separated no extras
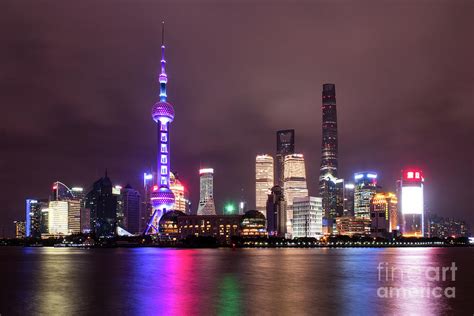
1,1,473,237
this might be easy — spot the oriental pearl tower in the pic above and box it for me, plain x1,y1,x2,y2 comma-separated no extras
144,21,175,235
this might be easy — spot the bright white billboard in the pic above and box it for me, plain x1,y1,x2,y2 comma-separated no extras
401,186,423,214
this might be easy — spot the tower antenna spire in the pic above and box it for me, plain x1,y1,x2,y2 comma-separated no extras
159,21,167,102
161,21,165,46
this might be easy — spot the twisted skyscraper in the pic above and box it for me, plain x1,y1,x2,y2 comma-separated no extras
145,22,176,234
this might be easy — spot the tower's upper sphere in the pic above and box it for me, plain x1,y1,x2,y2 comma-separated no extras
152,101,175,123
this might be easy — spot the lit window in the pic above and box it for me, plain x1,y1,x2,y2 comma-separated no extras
161,166,167,175
161,155,167,164
160,124,168,131
415,172,420,179
161,133,167,142
161,144,168,153
161,177,167,185
407,172,414,179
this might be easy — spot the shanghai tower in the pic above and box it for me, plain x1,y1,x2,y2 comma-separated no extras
144,22,176,235
319,83,342,222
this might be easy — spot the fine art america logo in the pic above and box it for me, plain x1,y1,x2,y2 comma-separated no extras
377,262,457,298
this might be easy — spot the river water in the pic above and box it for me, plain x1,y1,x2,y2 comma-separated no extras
0,247,473,315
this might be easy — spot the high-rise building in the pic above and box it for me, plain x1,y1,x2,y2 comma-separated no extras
85,172,118,236
343,183,355,216
370,192,398,237
50,182,84,235
25,199,45,238
283,154,308,236
354,172,378,219
400,169,425,237
275,129,295,187
145,21,177,234
48,200,69,235
80,207,91,233
170,172,191,214
197,168,217,215
141,172,154,232
67,199,81,234
114,185,124,229
14,221,26,239
293,196,323,238
121,184,141,234
266,185,287,237
319,84,343,221
255,154,274,216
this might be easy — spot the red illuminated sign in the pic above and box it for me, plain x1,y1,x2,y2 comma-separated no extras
404,169,424,182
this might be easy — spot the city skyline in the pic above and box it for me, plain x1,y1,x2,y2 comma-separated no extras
1,1,474,237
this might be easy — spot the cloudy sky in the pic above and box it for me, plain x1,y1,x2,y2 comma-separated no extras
1,0,473,236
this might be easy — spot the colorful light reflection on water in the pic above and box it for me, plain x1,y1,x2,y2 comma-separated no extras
0,247,473,314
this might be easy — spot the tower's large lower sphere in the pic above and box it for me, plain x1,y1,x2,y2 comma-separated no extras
151,187,175,210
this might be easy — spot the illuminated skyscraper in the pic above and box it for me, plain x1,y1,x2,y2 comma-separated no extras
14,221,26,239
370,192,398,237
283,154,308,236
354,172,378,219
400,169,425,237
170,172,191,214
140,172,154,232
197,168,217,215
319,84,343,221
276,129,295,187
48,200,69,235
67,199,81,234
145,22,176,234
343,183,355,216
255,154,274,217
25,199,45,238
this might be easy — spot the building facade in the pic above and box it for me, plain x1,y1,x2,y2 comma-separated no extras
255,154,274,217
240,210,267,237
170,172,190,214
85,172,118,236
197,168,217,215
400,169,425,237
336,216,371,236
48,200,69,235
25,199,45,238
428,214,470,238
266,185,287,237
354,172,378,219
67,199,81,234
14,221,26,239
121,184,141,234
343,183,355,216
370,192,398,237
275,129,295,188
319,84,344,222
177,215,242,244
293,196,323,238
283,154,309,236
